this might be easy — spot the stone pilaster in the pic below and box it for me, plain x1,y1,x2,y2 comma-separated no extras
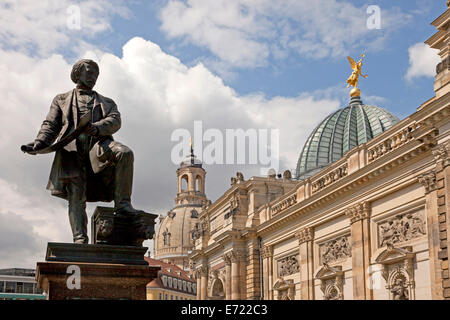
197,266,208,300
229,251,242,300
345,202,371,300
261,245,273,300
295,227,314,300
195,269,201,300
419,169,443,299
245,241,261,300
432,141,450,299
223,253,232,300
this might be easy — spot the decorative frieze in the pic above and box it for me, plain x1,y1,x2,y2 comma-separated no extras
378,210,426,247
277,255,300,277
418,171,437,194
319,235,352,264
295,227,314,244
271,193,298,216
311,163,348,194
345,201,370,224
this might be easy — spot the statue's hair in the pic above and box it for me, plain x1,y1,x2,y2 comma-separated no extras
70,59,99,84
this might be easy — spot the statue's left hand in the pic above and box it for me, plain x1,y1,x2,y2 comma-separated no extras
85,123,99,136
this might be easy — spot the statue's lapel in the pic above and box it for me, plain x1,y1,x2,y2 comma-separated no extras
93,92,108,120
61,89,74,121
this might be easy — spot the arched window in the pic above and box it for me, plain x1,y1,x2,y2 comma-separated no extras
195,175,202,192
181,175,188,192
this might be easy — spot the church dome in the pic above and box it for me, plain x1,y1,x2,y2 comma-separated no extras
154,205,201,270
295,96,400,179
180,153,203,168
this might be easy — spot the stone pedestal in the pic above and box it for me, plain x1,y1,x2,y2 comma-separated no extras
36,243,160,300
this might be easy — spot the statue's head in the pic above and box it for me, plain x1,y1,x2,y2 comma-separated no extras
71,59,99,89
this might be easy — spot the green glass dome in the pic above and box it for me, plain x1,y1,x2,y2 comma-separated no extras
295,96,400,179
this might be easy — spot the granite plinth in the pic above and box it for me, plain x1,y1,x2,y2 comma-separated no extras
46,242,149,265
36,242,160,300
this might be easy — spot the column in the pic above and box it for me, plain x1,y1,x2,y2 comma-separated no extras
230,251,241,300
261,246,270,299
223,253,232,300
295,227,314,300
239,252,247,299
195,269,201,300
268,247,274,300
345,202,371,300
199,266,208,300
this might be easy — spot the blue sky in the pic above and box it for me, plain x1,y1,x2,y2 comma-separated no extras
0,0,445,267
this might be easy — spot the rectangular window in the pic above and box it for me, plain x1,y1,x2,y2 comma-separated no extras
165,294,168,300
0,281,4,293
5,282,16,293
16,282,23,294
23,283,34,294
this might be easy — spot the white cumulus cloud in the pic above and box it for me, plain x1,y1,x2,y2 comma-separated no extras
0,0,130,56
406,42,440,81
159,0,411,69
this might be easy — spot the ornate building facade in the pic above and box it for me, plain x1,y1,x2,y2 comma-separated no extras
189,5,450,300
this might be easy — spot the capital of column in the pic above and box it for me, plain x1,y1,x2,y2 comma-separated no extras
295,227,314,244
432,140,450,168
345,201,370,224
223,253,232,266
227,250,245,263
418,170,438,194
196,265,208,277
261,245,273,259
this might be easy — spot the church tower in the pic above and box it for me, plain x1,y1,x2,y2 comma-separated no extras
175,141,207,206
153,140,208,270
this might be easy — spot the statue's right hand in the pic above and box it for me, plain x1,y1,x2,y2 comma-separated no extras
20,142,35,154
33,140,48,151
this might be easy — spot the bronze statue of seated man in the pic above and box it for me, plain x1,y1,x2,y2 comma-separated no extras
23,59,143,244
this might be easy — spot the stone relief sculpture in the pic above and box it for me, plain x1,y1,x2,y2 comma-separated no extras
378,210,426,247
277,255,300,277
315,264,344,300
273,278,295,300
390,274,409,300
320,235,352,264
375,244,416,300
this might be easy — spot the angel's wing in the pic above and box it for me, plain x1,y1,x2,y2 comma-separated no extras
347,56,357,71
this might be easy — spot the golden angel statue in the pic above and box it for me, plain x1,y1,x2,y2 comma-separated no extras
346,54,368,89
